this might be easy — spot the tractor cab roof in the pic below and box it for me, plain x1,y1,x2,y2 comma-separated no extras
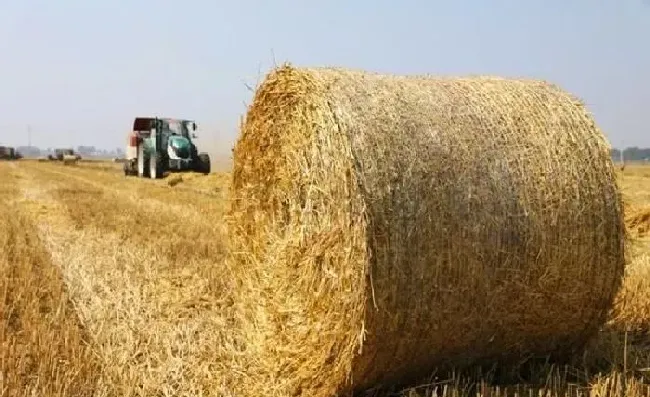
132,117,195,132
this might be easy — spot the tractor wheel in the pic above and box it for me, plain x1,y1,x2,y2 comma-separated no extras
137,145,149,178
197,152,211,175
123,160,136,176
149,152,164,179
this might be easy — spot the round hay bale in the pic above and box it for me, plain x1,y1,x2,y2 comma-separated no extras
227,65,626,397
62,154,78,165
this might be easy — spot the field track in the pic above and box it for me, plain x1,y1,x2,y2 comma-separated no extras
3,160,650,396
1,160,235,396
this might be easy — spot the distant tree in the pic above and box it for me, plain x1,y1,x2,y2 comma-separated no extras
15,146,41,157
76,146,96,155
611,147,650,162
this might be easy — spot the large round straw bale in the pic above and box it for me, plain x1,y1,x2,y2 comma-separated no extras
227,65,625,397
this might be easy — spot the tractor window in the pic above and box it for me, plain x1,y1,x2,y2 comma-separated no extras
180,122,191,137
166,120,188,137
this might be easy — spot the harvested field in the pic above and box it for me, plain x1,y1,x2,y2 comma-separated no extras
626,206,650,238
0,165,108,397
2,158,650,397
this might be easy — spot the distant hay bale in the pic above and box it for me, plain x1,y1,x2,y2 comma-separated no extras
62,155,78,166
227,65,626,397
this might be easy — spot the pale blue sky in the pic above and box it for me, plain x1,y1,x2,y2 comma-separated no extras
1,0,649,157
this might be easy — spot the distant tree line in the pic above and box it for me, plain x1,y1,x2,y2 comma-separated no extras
11,145,125,158
611,147,650,162
8,144,648,163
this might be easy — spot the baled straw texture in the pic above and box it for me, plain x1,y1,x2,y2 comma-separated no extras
227,65,626,397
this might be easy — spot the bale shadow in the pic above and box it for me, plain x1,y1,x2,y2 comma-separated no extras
356,326,650,397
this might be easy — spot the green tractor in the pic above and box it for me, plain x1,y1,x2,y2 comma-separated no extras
123,117,211,179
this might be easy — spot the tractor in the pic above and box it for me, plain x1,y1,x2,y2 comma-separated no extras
123,117,211,179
